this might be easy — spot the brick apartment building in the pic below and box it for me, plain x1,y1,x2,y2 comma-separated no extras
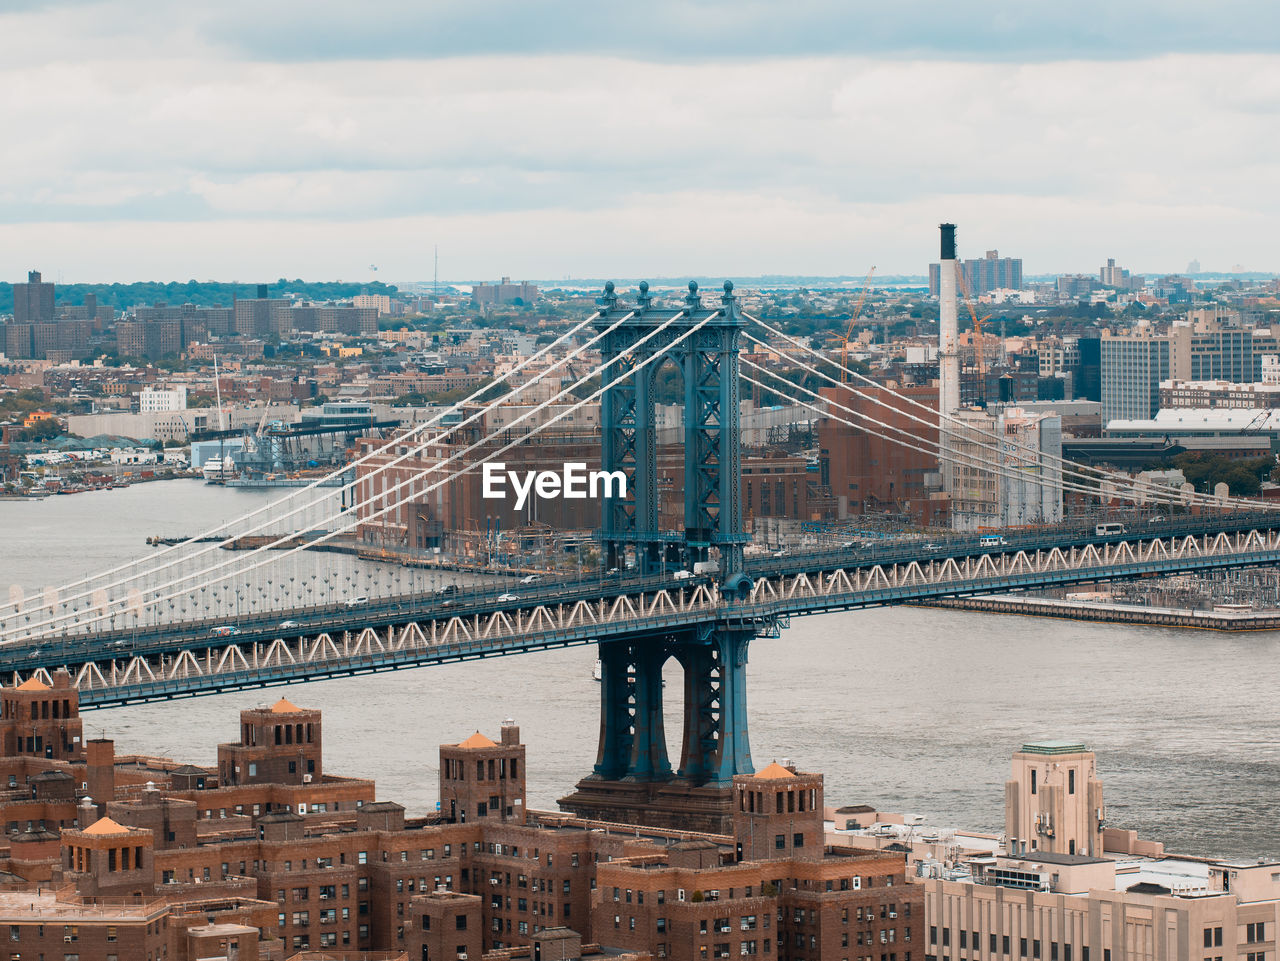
0,679,918,961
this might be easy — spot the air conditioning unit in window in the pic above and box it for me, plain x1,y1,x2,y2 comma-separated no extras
490,878,500,885
303,774,313,783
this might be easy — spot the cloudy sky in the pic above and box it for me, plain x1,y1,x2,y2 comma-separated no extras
2,1,1279,283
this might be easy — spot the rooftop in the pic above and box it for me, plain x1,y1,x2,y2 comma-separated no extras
0,891,166,921
1005,851,1109,866
754,761,797,779
1019,741,1089,755
80,816,135,837
457,731,498,749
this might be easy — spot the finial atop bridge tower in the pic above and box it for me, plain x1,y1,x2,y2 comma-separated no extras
684,280,702,312
636,280,652,312
721,280,736,306
597,280,618,311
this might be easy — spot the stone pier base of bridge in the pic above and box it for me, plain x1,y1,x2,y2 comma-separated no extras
557,778,735,835
556,626,754,835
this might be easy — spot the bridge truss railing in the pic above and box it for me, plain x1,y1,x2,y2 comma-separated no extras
11,525,1280,709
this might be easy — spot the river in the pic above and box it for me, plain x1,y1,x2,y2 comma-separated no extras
2,480,1278,859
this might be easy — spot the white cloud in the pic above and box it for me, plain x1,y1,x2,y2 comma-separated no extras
1,1,1278,279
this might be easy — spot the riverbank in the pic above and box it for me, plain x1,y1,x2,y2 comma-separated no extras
922,594,1280,631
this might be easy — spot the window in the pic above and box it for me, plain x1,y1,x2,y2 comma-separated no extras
1033,940,1041,959
776,835,785,850
931,928,937,946
456,914,467,930
793,833,804,848
1247,924,1266,944
991,935,998,953
1031,770,1037,794
1068,769,1076,794
1021,938,1028,957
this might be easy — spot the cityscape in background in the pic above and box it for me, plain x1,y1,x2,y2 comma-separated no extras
3,244,1280,960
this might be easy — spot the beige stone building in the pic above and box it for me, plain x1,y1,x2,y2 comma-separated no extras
1005,741,1105,858
919,743,1279,961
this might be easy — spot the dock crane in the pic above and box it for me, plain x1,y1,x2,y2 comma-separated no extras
840,266,876,383
955,267,993,406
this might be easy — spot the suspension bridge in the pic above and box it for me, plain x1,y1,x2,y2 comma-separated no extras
3,278,1276,829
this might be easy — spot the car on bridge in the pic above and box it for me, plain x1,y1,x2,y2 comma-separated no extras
497,593,521,602
344,596,369,607
520,574,543,585
209,625,240,638
279,620,300,631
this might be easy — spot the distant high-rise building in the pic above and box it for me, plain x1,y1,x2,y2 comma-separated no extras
946,406,1063,531
930,250,1023,297
1099,257,1145,292
12,270,55,324
1056,274,1097,299
1187,258,1201,274
471,277,539,306
1100,327,1172,425
1077,334,1102,402
352,293,393,315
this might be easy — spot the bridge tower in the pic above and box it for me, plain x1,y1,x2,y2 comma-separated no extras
560,281,758,834
595,279,749,581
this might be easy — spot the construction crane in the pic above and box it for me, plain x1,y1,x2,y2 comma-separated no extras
955,267,993,406
840,266,876,383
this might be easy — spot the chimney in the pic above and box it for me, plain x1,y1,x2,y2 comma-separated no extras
256,283,268,299
78,796,98,830
938,223,959,415
501,719,520,746
86,738,115,819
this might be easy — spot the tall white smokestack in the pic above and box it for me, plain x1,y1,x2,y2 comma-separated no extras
938,223,960,414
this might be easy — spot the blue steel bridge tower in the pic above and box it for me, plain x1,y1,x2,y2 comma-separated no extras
559,281,761,834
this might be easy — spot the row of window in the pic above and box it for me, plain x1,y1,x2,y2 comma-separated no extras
442,756,519,781
930,928,1087,961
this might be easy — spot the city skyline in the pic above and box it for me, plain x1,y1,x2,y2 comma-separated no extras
2,2,1280,281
